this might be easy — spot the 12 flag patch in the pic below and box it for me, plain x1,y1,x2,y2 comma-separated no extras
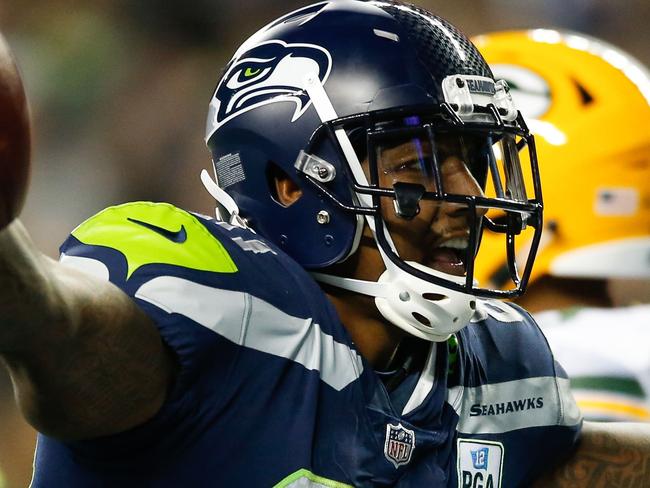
457,439,504,488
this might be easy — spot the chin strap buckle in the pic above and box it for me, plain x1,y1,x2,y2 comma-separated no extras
200,169,250,229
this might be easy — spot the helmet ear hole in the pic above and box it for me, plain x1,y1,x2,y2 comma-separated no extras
267,162,302,207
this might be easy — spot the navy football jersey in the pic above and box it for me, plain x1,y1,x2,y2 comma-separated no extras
32,202,581,487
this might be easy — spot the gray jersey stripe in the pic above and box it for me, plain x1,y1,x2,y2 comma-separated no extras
59,253,110,281
447,377,582,434
135,276,363,391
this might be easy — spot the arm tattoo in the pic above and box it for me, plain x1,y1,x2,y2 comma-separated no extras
535,423,650,487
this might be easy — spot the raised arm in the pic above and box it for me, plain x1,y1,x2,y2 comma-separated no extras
533,421,650,487
0,32,175,442
0,220,176,441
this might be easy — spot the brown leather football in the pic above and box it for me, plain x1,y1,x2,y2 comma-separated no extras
0,32,30,229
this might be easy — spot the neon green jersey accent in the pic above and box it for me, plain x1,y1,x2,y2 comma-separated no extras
273,469,353,488
71,202,238,279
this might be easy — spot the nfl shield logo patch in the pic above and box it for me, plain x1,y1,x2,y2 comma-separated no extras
384,423,416,468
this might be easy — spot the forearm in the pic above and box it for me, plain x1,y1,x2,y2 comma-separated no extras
0,220,175,440
534,421,650,487
0,220,63,352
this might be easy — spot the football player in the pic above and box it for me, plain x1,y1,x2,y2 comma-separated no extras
0,2,649,487
474,29,650,423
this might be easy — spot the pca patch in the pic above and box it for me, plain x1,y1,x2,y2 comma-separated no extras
384,423,415,468
457,439,504,488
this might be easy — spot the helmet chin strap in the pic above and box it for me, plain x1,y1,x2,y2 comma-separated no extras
305,73,478,342
200,169,250,229
312,248,478,343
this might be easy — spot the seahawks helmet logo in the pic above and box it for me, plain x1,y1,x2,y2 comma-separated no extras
206,40,332,140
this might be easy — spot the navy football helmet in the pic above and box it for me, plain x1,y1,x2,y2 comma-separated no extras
203,0,543,341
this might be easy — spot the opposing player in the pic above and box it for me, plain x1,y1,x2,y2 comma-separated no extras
0,2,648,487
474,29,650,422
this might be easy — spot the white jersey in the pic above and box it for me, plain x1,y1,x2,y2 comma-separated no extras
536,304,650,421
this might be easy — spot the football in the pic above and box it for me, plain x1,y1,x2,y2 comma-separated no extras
0,32,30,230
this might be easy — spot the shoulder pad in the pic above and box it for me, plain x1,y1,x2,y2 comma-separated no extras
471,298,529,325
70,202,238,278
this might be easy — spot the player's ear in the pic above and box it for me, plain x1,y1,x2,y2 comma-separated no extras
273,168,302,207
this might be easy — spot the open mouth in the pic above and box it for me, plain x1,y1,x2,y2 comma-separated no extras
427,237,468,276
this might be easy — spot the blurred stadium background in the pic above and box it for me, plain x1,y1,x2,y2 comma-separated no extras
0,0,648,486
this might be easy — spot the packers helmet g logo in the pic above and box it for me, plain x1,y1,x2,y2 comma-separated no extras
206,40,332,139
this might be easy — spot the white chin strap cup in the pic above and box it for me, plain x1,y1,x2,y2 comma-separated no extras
313,261,477,343
374,262,477,342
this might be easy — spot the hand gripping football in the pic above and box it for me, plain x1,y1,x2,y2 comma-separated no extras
0,32,30,230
